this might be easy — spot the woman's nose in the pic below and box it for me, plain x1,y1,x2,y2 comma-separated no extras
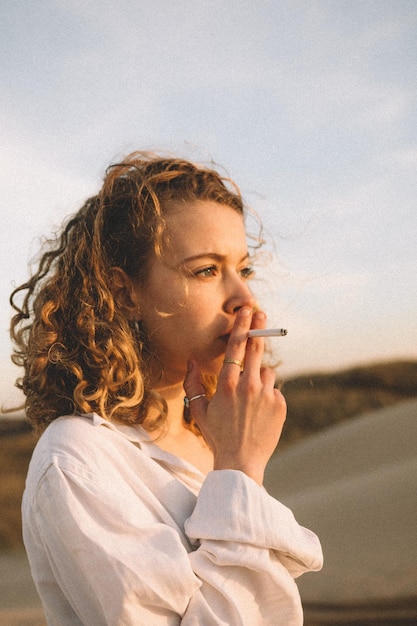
225,276,257,313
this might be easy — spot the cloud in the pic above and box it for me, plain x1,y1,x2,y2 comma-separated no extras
0,127,93,245
53,0,271,91
380,145,417,169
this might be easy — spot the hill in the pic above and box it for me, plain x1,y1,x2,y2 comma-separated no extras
1,359,417,550
279,359,417,446
264,398,417,624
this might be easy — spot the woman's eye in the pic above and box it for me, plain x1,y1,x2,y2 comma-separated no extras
195,265,218,278
240,266,254,279
193,264,254,279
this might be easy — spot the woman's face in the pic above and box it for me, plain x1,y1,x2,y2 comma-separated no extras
135,200,256,384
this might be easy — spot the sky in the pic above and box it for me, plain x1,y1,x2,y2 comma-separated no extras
1,0,417,409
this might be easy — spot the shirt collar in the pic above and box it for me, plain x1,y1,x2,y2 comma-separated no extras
89,412,206,480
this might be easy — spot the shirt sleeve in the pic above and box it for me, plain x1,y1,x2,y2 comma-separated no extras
27,463,322,626
184,470,323,625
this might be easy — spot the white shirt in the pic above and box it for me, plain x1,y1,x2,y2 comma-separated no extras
22,413,323,625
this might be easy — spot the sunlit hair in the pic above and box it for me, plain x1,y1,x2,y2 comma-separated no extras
10,151,257,432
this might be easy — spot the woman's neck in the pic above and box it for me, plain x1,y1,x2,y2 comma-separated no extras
147,380,213,475
154,380,187,431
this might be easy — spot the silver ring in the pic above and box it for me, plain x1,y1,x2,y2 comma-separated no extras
184,394,206,408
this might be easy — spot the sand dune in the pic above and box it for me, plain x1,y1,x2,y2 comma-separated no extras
0,606,45,626
0,551,45,624
264,398,417,620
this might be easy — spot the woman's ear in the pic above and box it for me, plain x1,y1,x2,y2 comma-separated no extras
109,267,141,320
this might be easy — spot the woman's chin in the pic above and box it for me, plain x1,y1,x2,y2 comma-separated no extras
200,356,224,378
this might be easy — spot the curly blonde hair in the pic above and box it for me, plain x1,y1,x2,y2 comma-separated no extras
10,151,249,432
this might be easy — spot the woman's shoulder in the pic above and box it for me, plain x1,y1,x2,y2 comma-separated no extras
28,413,146,483
38,413,103,450
24,413,199,526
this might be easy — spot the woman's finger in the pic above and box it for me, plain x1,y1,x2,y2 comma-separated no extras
241,310,266,376
259,366,276,389
183,359,208,421
218,307,252,381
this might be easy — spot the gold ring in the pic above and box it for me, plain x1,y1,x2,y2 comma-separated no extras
223,357,243,368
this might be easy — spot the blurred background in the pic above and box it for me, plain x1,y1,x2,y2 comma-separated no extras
1,1,416,624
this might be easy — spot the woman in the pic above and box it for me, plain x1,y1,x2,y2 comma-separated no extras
11,152,322,625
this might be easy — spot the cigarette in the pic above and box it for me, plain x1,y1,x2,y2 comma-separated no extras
248,328,288,338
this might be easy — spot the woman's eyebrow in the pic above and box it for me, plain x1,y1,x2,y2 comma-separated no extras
183,252,250,264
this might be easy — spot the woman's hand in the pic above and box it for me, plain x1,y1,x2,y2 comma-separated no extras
184,307,287,486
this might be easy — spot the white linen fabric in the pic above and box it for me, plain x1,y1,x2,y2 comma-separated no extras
22,413,323,625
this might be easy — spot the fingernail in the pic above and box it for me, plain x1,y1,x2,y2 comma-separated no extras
240,307,251,318
254,310,266,321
